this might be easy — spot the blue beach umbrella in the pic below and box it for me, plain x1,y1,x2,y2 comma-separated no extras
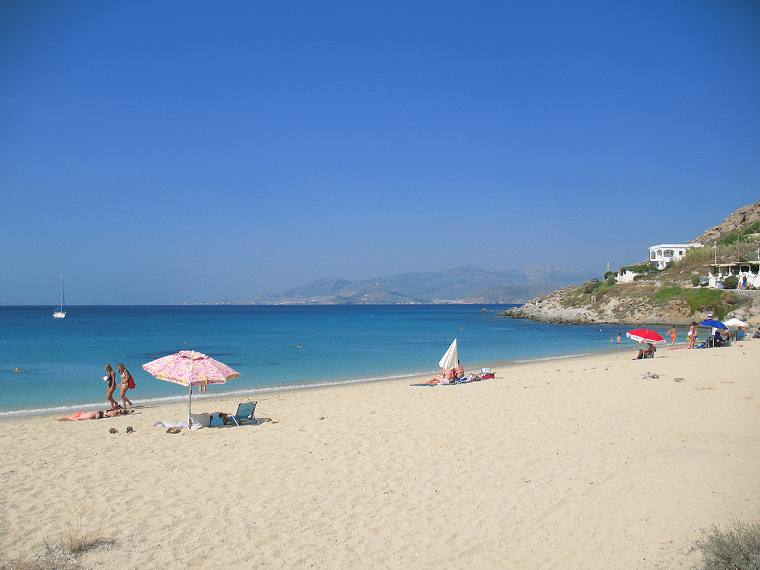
699,319,728,330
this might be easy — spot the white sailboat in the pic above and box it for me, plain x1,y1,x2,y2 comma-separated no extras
53,273,66,319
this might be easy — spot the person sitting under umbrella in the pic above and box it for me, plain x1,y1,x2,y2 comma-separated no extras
713,329,731,347
633,342,656,360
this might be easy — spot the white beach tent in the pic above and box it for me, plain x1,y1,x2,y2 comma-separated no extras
723,318,749,328
439,338,459,371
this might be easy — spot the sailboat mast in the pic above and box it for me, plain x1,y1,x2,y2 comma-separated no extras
60,273,65,311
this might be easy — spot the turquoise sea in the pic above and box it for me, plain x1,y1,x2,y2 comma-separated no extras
0,305,637,414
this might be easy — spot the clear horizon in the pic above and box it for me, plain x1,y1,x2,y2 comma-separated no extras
2,1,759,304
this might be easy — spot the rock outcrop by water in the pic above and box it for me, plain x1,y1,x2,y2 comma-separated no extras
505,200,760,326
505,286,760,325
504,286,694,325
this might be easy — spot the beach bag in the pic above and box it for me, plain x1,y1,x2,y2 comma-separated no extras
128,374,136,390
190,413,211,428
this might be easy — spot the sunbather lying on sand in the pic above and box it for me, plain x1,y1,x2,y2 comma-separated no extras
418,366,465,385
57,408,132,421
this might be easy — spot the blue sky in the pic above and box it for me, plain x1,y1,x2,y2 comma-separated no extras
1,1,759,304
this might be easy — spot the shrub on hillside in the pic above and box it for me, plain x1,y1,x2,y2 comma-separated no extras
622,262,659,275
723,291,738,306
604,271,617,280
682,242,760,268
581,280,600,294
718,220,760,245
691,274,701,287
723,276,739,290
652,287,739,319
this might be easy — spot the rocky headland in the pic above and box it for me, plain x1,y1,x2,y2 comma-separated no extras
505,200,760,326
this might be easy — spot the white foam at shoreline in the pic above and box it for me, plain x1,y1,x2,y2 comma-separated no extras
0,370,429,418
0,350,610,418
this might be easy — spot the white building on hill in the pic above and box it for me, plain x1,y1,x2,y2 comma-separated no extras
649,243,703,269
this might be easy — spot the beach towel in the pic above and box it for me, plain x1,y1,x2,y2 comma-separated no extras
153,421,202,431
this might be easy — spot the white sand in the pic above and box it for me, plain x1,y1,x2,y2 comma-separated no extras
1,342,759,569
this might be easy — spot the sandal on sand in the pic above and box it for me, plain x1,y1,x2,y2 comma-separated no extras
109,427,118,434
126,426,134,434
166,427,181,434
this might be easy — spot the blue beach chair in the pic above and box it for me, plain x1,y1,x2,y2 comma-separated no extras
228,401,257,426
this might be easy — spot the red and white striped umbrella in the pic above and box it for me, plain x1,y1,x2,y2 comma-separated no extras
626,328,665,344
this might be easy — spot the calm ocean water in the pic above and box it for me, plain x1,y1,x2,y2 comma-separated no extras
0,305,634,414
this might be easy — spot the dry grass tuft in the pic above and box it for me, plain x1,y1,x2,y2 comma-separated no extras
59,482,114,556
693,521,760,569
1,483,115,570
1,543,80,570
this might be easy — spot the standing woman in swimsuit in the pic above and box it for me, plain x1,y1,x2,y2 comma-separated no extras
104,364,118,409
117,363,135,410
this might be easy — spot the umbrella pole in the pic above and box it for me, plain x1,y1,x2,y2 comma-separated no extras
188,385,192,428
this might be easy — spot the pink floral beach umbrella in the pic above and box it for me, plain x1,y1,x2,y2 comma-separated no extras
142,350,240,426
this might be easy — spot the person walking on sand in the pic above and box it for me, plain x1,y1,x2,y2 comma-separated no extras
104,364,119,409
667,326,677,346
117,363,135,409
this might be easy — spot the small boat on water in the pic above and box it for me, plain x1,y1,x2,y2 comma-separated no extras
53,273,66,319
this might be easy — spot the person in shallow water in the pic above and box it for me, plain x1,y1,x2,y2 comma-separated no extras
667,325,677,346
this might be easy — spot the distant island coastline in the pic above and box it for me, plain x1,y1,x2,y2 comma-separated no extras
182,265,597,306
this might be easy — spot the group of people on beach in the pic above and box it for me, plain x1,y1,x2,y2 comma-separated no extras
621,309,757,359
56,363,136,421
103,363,135,410
419,361,496,385
685,312,735,349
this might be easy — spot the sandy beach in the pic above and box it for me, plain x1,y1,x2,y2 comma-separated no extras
1,341,759,569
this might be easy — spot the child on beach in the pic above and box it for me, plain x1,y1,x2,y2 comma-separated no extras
667,326,677,346
104,364,118,409
687,323,698,349
117,363,135,409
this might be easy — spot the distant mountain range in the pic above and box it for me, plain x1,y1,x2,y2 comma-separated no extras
207,266,597,305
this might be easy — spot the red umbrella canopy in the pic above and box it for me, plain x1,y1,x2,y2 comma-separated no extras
626,328,665,343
